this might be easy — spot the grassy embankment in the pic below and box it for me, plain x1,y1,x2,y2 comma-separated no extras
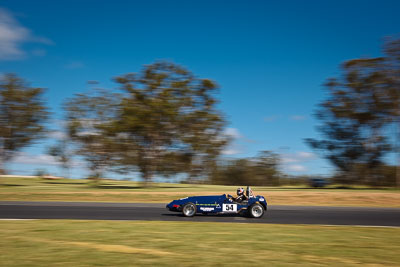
0,220,399,266
1,177,400,207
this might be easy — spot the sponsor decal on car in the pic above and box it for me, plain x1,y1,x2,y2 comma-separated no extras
200,207,215,212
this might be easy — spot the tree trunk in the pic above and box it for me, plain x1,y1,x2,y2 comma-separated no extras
142,171,152,188
397,150,400,188
0,157,6,175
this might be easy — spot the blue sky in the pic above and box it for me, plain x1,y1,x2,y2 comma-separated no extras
1,0,399,179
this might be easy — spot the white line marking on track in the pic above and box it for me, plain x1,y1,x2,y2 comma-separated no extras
314,224,400,229
0,219,37,221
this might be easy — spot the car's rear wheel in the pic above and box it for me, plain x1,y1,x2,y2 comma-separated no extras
248,203,264,218
182,202,196,217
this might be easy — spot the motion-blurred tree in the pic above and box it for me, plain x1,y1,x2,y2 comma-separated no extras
384,38,400,187
307,38,400,186
210,151,280,186
253,150,281,185
0,74,49,174
113,61,228,183
64,89,121,181
47,139,72,179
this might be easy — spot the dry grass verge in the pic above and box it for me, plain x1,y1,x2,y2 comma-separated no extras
1,177,399,207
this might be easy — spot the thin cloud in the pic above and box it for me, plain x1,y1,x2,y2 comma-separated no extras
280,151,316,173
222,147,242,155
281,151,316,164
281,157,298,164
222,142,246,155
263,115,279,122
0,8,52,60
290,115,306,121
222,128,246,155
11,152,83,167
297,151,315,159
287,164,307,172
224,127,242,139
48,130,67,140
11,152,59,166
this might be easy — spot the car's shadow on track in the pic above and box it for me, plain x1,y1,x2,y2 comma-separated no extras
161,213,244,218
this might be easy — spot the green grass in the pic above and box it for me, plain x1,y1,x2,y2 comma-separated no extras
1,177,399,207
0,220,399,266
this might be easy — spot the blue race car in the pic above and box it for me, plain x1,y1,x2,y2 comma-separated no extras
166,186,267,218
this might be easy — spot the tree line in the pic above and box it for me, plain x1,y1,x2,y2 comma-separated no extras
307,37,400,187
1,38,399,186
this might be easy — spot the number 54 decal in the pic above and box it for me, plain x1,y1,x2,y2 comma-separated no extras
223,204,237,212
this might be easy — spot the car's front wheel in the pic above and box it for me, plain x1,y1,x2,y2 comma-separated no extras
248,203,264,218
182,202,196,217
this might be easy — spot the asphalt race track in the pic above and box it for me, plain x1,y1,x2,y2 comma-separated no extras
1,201,399,227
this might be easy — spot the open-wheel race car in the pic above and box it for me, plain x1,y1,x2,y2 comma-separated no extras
166,186,267,218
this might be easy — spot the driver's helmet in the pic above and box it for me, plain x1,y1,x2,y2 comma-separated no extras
237,187,244,196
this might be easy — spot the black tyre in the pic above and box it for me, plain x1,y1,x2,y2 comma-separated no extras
182,202,196,217
248,203,264,218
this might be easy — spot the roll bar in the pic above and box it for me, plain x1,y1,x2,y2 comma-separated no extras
246,186,254,198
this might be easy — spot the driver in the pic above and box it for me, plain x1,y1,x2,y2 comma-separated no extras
231,187,247,203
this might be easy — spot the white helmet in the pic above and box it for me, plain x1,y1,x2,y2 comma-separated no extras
237,187,244,196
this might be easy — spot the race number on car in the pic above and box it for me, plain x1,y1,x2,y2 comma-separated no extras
222,203,237,212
